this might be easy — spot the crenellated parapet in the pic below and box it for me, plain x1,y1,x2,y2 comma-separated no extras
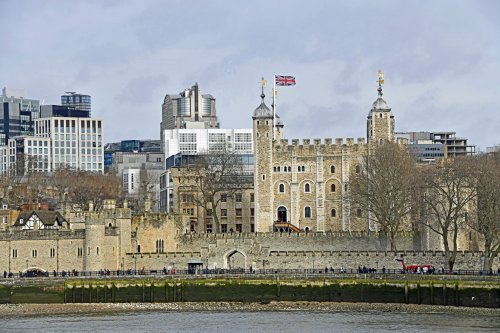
274,137,368,156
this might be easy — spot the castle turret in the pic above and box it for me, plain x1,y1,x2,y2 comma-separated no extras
253,85,274,232
367,71,394,144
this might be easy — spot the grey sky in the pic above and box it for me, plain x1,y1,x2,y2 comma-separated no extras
1,0,499,150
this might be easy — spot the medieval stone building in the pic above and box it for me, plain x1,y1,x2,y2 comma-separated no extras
253,80,394,233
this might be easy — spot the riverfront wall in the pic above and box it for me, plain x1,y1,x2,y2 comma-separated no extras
1,278,498,308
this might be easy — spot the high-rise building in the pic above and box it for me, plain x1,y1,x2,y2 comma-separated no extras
0,88,40,145
61,92,91,116
34,117,104,173
160,83,218,152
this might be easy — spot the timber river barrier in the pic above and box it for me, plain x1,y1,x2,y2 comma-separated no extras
1,274,499,308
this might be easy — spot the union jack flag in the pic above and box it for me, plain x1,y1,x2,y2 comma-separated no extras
275,75,296,86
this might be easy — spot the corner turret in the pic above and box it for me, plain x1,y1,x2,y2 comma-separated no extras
367,70,395,144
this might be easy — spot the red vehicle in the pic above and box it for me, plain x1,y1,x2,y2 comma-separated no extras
396,256,434,274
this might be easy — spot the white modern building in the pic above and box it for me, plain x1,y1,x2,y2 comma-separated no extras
163,128,253,159
159,127,253,212
0,139,16,175
34,117,104,173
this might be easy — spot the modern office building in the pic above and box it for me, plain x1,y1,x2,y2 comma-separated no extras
104,139,161,171
163,128,253,159
33,117,104,173
41,105,90,118
61,92,91,116
0,139,16,175
395,131,475,159
0,88,40,145
160,83,218,152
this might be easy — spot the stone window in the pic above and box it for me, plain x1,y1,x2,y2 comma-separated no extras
331,209,336,217
279,183,285,193
304,206,311,218
77,248,83,257
355,165,361,174
50,248,56,257
330,165,335,173
301,166,305,172
250,224,255,232
235,193,242,202
206,224,213,233
304,183,310,193
96,247,100,256
221,209,227,217
250,208,254,217
155,239,164,253
221,194,227,202
331,184,336,192
344,184,348,191
236,224,242,232
236,208,242,217
356,208,362,218
12,249,17,258
221,224,227,233
31,249,37,258
250,193,254,202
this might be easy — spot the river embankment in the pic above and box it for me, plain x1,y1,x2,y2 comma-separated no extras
2,275,499,308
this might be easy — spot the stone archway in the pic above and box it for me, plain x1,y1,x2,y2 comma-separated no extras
277,206,287,222
223,249,247,270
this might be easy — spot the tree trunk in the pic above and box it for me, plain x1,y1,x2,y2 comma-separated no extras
443,237,450,273
389,230,397,251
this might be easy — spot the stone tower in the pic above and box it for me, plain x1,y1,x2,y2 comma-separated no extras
367,71,394,144
253,89,274,232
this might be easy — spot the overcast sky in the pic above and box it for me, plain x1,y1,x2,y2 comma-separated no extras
1,0,499,150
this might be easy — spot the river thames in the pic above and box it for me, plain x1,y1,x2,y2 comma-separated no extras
2,309,500,332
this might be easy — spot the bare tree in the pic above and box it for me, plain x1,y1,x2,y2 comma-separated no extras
175,150,248,233
468,152,500,273
419,157,477,271
65,171,122,211
350,143,417,250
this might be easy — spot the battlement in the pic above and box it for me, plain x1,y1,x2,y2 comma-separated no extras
0,228,85,240
275,137,367,154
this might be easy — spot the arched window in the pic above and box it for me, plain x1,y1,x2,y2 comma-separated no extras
288,166,291,172
277,166,281,172
379,113,383,118
273,166,277,172
331,209,336,217
279,183,285,193
331,184,336,192
304,183,310,193
298,166,301,172
304,206,311,218
301,166,305,172
330,165,335,173
355,165,361,174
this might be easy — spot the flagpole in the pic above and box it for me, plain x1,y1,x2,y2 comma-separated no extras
273,74,276,140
